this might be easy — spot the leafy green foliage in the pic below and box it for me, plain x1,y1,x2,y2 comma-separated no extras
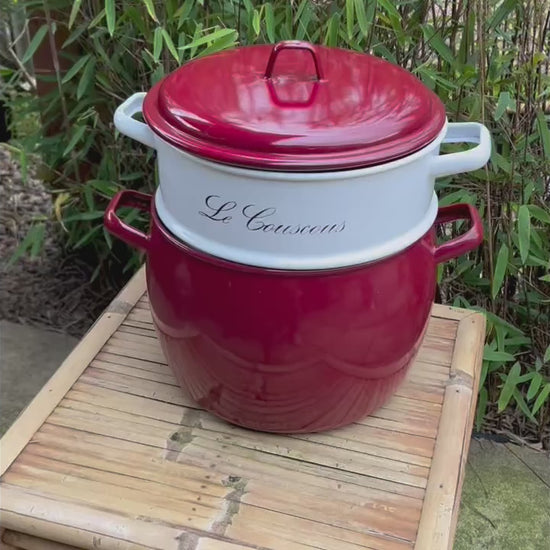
3,0,550,440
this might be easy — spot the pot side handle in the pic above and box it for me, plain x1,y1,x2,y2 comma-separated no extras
433,203,483,264
104,190,152,251
431,122,491,178
114,93,156,149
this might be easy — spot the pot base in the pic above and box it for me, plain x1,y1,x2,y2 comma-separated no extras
153,318,426,433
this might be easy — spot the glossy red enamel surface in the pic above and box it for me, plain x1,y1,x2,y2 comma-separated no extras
142,41,446,171
104,191,483,433
147,209,435,432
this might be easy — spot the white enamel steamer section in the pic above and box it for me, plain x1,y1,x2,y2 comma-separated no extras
115,92,490,270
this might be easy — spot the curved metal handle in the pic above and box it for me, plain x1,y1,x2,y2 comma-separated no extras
264,41,323,80
433,203,483,264
431,122,491,178
104,190,152,251
265,80,321,108
114,92,156,149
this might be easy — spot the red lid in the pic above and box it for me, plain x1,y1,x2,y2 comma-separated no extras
143,41,446,172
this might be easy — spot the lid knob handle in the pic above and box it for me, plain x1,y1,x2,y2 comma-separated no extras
264,41,323,81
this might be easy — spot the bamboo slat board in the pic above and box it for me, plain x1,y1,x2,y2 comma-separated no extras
0,266,485,550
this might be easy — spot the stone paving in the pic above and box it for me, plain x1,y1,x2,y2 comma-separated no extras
455,438,550,550
0,320,77,434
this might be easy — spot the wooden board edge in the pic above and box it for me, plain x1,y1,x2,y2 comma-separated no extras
413,312,485,550
0,266,147,476
430,303,472,321
3,530,80,550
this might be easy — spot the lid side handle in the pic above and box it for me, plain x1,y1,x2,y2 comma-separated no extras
264,41,323,81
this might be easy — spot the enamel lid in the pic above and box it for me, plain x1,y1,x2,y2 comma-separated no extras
142,41,446,172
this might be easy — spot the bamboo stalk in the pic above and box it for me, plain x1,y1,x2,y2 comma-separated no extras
2,530,79,550
414,313,485,549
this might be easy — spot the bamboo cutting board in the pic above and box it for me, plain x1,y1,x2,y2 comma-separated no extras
0,266,485,550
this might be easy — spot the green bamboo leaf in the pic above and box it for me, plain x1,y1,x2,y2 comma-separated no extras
518,204,531,264
294,0,308,22
497,362,521,412
480,360,489,389
125,6,147,35
63,211,104,223
513,389,537,423
475,386,488,431
494,91,510,121
22,25,48,64
295,0,311,41
265,3,275,43
345,0,354,40
458,11,474,65
120,172,144,181
353,0,369,35
495,324,506,354
19,149,28,184
88,8,105,29
76,57,95,99
324,13,339,47
536,111,550,158
378,0,401,19
485,311,525,337
421,24,455,66
488,0,518,30
105,0,116,36
516,372,536,384
74,225,102,249
532,384,550,416
176,0,195,28
180,28,237,51
7,223,46,266
544,344,550,363
153,27,163,61
142,0,158,22
527,205,550,224
63,125,87,157
504,336,531,346
62,23,87,48
197,31,238,58
188,23,203,59
103,227,113,250
83,181,95,211
378,0,406,46
29,223,46,258
492,243,509,299
62,55,91,84
252,9,261,36
88,179,118,197
162,28,179,62
484,348,516,362
527,372,543,401
122,208,142,225
69,0,83,29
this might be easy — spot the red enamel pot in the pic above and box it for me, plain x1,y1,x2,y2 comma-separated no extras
105,190,482,433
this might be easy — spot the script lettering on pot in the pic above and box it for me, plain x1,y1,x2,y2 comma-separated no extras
199,195,346,235
199,195,237,223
